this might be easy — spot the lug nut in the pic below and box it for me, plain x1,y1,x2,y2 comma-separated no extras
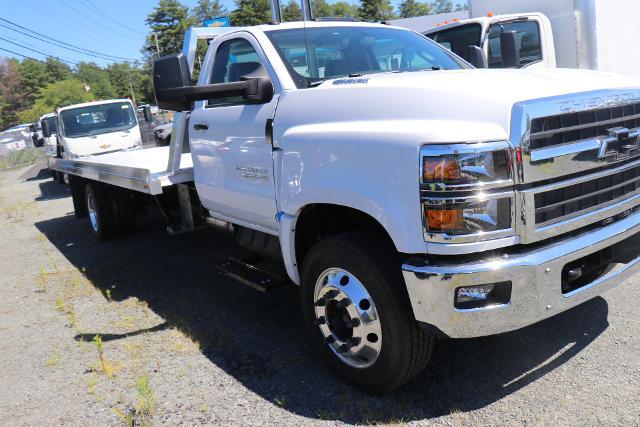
325,290,339,299
350,337,361,346
337,344,351,353
336,298,352,308
325,335,335,344
314,316,326,325
346,318,361,328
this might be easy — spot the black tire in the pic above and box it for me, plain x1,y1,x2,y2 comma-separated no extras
85,182,118,241
300,231,433,393
55,170,65,184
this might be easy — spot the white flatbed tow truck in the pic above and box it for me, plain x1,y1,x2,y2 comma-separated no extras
48,0,640,392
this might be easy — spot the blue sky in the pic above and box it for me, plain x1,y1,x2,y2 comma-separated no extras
1,0,467,67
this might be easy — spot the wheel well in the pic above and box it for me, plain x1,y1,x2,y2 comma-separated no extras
294,204,398,270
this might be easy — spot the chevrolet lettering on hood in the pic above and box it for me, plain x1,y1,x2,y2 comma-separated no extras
558,92,640,112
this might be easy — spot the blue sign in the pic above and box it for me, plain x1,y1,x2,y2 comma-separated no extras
204,16,230,27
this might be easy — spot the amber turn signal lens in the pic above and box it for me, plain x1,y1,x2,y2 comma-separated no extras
423,158,461,182
426,208,463,232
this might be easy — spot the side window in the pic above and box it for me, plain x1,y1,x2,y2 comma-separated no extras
487,20,542,68
209,38,263,106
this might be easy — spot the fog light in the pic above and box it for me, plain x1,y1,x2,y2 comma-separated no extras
454,281,512,310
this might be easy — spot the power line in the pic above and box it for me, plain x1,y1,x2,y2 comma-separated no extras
77,0,146,36
55,0,143,42
0,36,77,65
0,46,47,64
0,17,139,62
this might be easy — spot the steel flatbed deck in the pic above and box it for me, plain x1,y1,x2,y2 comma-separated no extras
49,146,194,195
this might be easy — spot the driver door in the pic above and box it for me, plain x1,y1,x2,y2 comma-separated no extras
189,35,279,231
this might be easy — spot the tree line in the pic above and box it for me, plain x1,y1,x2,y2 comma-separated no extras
0,0,464,129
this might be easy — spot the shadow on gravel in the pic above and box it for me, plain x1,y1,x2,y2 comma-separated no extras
35,207,609,424
35,180,71,201
24,166,51,182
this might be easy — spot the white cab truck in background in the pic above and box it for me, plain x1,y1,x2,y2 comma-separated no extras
423,0,640,79
43,99,143,183
48,9,640,392
40,113,59,178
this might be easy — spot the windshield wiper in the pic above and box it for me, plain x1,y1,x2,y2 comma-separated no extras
308,79,326,88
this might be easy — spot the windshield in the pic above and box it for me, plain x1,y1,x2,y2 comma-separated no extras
60,101,137,138
42,116,57,135
267,26,469,88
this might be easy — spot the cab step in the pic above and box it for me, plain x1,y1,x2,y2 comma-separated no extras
215,256,288,292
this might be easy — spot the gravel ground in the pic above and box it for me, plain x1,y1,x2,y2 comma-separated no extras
1,160,640,426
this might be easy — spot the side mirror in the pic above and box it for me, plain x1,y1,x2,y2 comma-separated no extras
468,45,487,68
154,53,274,112
42,120,51,138
240,65,274,103
500,31,520,68
154,53,193,111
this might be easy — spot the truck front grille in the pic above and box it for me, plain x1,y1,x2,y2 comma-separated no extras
534,164,640,225
530,102,640,150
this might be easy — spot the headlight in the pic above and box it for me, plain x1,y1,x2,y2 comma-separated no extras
421,142,515,242
422,145,511,190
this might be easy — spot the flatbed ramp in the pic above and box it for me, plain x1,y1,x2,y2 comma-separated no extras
50,146,193,194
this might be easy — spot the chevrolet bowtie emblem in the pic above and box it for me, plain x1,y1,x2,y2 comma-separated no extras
99,144,111,149
598,127,639,159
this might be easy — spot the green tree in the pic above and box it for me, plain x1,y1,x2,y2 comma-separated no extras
143,0,194,59
332,1,358,17
16,59,49,105
45,58,73,82
106,63,153,105
398,0,432,17
192,0,228,23
312,0,333,17
281,0,302,21
16,79,92,123
76,62,115,99
430,0,453,13
0,59,27,128
358,0,395,21
231,0,271,25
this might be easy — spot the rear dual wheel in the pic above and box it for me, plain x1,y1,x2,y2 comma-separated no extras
84,182,136,241
300,232,434,393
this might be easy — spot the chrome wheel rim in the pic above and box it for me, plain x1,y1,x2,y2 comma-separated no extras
313,268,382,369
87,191,98,232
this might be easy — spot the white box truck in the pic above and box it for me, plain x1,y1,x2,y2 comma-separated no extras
423,0,640,79
43,99,143,183
48,7,640,392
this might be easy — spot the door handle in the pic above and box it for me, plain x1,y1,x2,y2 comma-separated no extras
193,123,209,130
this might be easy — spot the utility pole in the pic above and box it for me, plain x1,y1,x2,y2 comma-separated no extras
152,33,168,124
154,33,161,58
128,72,136,106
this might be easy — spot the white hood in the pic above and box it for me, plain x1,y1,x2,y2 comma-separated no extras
62,126,142,158
277,68,640,144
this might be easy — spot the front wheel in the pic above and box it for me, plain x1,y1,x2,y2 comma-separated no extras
300,232,433,393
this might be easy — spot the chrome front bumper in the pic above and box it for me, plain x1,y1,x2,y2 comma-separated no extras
402,209,640,338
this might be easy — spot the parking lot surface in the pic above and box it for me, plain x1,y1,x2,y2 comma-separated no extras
1,160,639,426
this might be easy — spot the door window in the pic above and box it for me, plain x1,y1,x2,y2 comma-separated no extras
487,20,541,68
428,24,482,63
209,38,263,106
